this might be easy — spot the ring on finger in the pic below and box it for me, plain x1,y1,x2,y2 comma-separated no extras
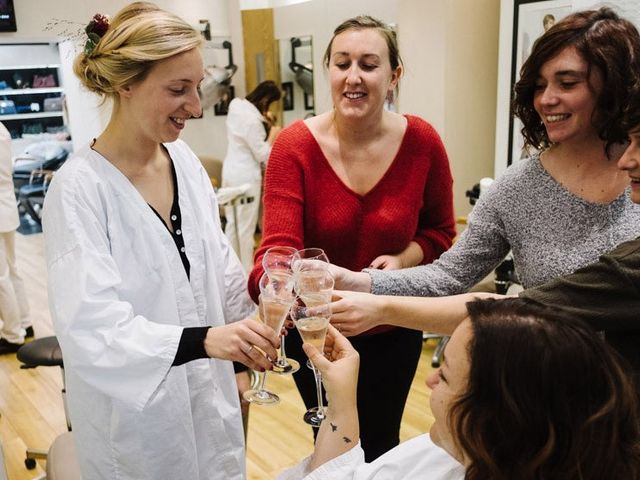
245,344,255,355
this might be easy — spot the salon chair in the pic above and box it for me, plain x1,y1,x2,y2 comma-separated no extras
16,336,78,478
18,168,55,226
216,184,254,264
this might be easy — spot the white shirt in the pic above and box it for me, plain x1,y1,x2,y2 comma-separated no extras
279,434,465,480
0,123,18,232
43,140,254,480
222,98,271,186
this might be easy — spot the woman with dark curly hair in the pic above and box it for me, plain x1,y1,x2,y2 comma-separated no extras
330,7,640,303
281,298,640,479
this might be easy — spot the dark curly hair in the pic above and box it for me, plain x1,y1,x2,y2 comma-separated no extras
624,79,640,135
450,298,640,480
513,7,640,153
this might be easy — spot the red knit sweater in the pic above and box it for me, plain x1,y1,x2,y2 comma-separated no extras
248,115,455,305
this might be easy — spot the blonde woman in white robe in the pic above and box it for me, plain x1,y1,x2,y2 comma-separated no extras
42,3,279,479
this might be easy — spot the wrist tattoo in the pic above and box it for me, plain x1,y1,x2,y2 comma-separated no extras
330,422,337,432
343,437,352,444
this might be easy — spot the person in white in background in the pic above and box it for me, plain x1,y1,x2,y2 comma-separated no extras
42,3,279,479
222,80,282,271
0,121,31,354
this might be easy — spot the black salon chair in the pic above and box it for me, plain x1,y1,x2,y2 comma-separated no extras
17,336,79,478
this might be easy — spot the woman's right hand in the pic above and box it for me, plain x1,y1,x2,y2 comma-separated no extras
302,325,360,409
204,319,280,372
329,290,385,337
328,264,372,292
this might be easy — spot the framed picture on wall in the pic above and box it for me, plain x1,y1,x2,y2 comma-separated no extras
304,92,314,111
506,0,572,166
282,81,294,111
214,86,235,116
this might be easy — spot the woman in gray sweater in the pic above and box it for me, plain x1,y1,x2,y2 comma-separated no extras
332,8,640,303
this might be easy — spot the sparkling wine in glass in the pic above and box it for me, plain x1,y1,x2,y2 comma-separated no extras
290,302,332,427
293,257,334,370
243,274,294,405
262,246,300,374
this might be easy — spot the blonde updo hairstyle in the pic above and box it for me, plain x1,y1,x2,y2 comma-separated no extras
73,2,203,100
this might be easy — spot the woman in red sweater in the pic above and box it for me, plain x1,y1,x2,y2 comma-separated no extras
248,15,455,461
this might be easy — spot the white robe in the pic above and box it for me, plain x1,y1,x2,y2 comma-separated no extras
0,122,18,233
0,122,29,343
43,139,254,480
279,434,465,480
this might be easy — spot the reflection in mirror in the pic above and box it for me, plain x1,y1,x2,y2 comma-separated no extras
278,35,314,125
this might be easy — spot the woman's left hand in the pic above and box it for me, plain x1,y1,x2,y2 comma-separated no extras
369,254,403,270
302,325,360,409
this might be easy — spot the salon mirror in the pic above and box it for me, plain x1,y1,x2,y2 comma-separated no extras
278,35,314,125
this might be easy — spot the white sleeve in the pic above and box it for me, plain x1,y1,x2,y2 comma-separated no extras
278,435,464,480
277,443,366,480
44,181,181,412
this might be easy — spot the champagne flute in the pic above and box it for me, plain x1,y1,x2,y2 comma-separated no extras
290,302,332,427
262,246,300,374
292,250,333,370
243,274,294,405
292,248,330,277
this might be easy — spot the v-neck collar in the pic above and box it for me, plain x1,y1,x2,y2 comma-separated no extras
300,115,412,200
88,143,192,279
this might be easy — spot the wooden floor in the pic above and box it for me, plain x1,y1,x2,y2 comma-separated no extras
0,233,437,479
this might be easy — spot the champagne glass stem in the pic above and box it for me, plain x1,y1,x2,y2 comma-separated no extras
257,370,269,393
311,364,325,421
276,334,288,367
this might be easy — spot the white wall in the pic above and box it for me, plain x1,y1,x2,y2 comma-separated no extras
399,0,499,219
443,0,500,219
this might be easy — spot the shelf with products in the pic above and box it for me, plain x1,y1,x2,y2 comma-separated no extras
0,64,66,140
1,112,64,121
1,87,64,95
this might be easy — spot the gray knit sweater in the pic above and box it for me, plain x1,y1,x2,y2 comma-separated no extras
369,154,640,296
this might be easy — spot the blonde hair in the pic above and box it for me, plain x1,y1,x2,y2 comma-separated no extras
73,2,203,99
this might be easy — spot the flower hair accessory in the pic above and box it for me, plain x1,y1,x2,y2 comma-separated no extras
84,14,110,56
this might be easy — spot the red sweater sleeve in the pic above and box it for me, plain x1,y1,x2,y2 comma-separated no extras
410,119,456,263
248,122,307,302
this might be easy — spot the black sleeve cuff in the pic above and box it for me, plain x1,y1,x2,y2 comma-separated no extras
233,361,249,373
173,327,210,366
